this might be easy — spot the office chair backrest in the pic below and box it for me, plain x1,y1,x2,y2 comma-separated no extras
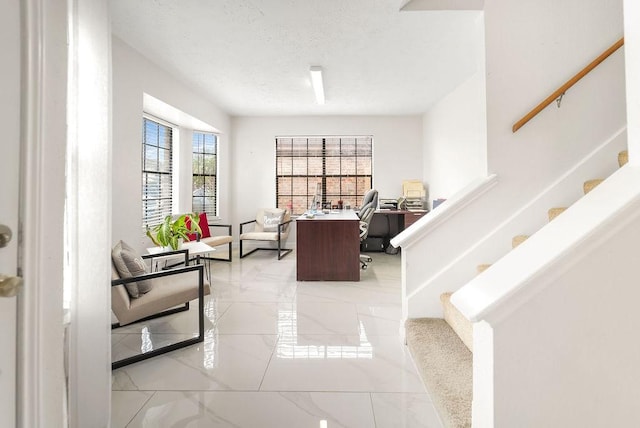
358,189,378,242
360,189,378,212
359,205,376,239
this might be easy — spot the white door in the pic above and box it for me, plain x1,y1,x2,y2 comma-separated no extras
0,1,22,426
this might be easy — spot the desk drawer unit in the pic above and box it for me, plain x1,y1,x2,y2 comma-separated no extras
296,215,360,281
404,211,427,227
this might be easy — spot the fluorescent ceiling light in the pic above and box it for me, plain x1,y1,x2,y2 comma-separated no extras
310,66,325,104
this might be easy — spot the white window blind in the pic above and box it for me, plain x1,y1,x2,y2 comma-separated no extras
192,131,218,218
142,117,173,228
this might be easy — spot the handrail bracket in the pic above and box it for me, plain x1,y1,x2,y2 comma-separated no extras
512,37,624,133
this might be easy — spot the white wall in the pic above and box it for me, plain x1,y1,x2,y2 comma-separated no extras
111,37,231,253
423,71,487,206
492,220,640,426
422,13,486,208
625,0,640,163
484,0,625,202
231,116,423,223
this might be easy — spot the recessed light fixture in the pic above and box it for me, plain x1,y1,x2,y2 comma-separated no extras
310,66,325,104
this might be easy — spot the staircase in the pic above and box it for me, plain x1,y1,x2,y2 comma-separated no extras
405,150,629,427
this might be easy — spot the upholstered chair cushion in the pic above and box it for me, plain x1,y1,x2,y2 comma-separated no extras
242,209,290,241
253,209,266,232
200,235,233,247
111,240,153,298
115,272,210,326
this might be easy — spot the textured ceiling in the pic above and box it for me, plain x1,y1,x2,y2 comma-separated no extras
110,0,482,116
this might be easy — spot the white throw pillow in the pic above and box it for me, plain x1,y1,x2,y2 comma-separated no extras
263,210,284,232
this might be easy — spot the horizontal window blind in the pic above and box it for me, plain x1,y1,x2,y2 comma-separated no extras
276,136,373,216
192,131,218,219
142,117,173,228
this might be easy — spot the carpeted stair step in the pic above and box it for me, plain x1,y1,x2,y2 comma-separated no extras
405,318,472,428
511,234,529,249
476,263,491,273
583,178,604,194
548,207,567,221
441,292,473,352
619,150,628,167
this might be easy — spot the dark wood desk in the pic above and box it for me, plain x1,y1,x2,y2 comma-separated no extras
296,211,360,281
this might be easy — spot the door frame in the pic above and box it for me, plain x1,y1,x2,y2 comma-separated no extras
64,0,113,426
18,0,67,425
19,0,112,426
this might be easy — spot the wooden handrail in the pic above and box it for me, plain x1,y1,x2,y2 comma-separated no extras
512,37,624,133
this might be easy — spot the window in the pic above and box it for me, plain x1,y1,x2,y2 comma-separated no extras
192,131,218,218
142,117,173,228
276,136,373,216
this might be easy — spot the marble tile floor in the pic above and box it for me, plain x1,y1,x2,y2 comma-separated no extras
111,250,443,428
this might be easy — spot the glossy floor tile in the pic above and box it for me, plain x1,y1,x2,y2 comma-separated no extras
371,393,443,428
123,391,376,428
112,334,278,391
111,391,153,428
112,250,443,427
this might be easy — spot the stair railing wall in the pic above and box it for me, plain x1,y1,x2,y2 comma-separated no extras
399,127,626,320
512,38,624,133
391,174,499,320
453,165,640,425
391,174,498,249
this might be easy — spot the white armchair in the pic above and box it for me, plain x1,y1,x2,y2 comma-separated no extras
110,241,210,369
239,208,292,260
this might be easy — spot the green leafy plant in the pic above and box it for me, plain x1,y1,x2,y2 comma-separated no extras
146,213,202,250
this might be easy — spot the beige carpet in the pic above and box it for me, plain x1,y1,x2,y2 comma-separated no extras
441,293,473,352
405,318,472,428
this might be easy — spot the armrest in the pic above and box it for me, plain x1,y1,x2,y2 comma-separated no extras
142,248,189,266
240,219,257,234
277,219,292,236
111,263,204,287
209,223,232,235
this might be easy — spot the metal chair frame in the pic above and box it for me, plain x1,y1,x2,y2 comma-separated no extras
111,250,205,370
196,223,233,262
239,218,293,260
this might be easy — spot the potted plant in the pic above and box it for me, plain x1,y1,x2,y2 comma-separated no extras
146,213,202,250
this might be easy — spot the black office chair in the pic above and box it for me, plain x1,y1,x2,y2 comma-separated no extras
358,189,378,269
